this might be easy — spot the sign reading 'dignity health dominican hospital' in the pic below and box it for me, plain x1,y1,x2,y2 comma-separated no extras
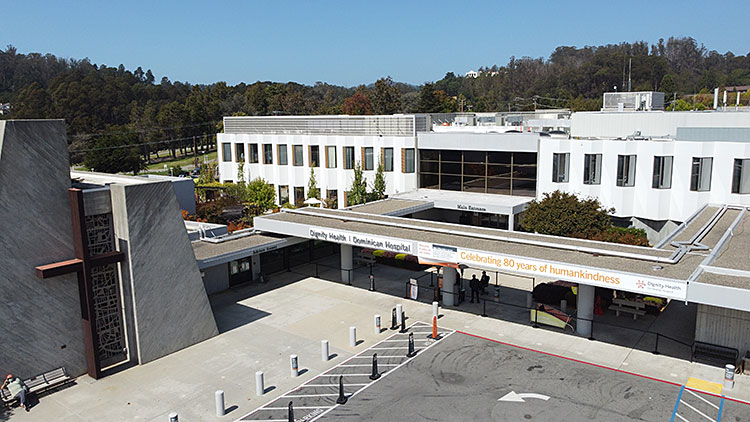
456,248,687,300
308,227,414,254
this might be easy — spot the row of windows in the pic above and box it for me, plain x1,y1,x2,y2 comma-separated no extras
552,153,750,193
223,143,414,173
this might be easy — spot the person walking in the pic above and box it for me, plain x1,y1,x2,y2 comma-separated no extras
480,271,490,295
469,274,481,303
2,374,30,411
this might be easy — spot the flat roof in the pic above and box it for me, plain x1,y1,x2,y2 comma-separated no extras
192,232,296,269
347,198,432,216
70,170,185,188
392,190,532,215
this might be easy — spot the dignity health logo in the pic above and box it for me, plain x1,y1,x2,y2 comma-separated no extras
636,280,646,289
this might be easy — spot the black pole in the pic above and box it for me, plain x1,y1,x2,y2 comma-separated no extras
288,401,294,422
429,271,434,287
399,311,407,333
406,332,416,357
533,304,539,328
369,273,375,291
433,285,440,303
347,269,352,286
369,354,380,380
336,375,348,404
315,263,319,278
390,308,398,330
588,319,595,341
482,300,487,317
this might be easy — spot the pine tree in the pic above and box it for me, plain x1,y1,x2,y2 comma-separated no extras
347,162,368,206
307,167,320,199
373,161,386,200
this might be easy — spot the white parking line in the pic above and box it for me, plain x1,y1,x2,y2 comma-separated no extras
349,355,405,359
297,383,369,387
675,413,689,422
262,406,334,410
680,399,716,422
685,389,720,410
284,393,339,398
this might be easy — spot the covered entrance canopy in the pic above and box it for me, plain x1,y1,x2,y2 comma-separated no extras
254,203,750,312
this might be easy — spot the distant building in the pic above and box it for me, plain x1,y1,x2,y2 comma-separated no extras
465,70,479,78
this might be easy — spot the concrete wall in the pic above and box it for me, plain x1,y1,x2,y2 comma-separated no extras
571,111,750,138
695,304,750,357
0,120,87,377
142,175,196,215
201,263,229,295
110,182,218,364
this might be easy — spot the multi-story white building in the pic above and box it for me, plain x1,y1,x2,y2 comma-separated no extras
217,115,420,208
217,100,750,243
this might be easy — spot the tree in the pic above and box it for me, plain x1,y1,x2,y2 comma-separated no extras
520,191,613,238
83,130,144,174
307,167,320,200
372,161,386,200
416,83,455,113
245,177,276,214
342,90,373,115
347,162,368,206
371,76,402,114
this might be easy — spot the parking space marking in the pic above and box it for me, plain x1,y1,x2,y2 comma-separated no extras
671,385,685,422
685,389,720,410
236,321,454,422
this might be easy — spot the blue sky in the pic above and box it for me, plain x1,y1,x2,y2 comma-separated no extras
4,0,750,87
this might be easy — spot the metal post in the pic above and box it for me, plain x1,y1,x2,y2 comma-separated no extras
396,304,403,325
725,364,736,390
215,390,225,417
652,333,660,355
290,355,299,377
349,326,357,347
369,273,375,291
255,371,265,396
374,315,381,335
432,301,439,320
168,412,178,422
429,271,434,287
482,300,487,317
321,340,329,361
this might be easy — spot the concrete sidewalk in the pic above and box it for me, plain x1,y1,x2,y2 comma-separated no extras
5,268,748,421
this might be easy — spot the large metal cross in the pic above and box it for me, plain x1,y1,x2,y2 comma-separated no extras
34,188,125,379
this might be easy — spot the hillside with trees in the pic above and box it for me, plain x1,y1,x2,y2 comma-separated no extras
1,36,749,173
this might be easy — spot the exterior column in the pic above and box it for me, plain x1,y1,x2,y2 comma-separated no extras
443,267,457,306
341,244,353,283
508,213,515,231
576,284,595,337
251,254,261,281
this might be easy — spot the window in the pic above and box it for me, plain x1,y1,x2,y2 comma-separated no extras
294,187,305,207
222,143,231,162
363,147,374,170
235,143,245,162
326,146,337,168
616,155,637,187
263,144,273,164
344,146,355,169
583,154,601,185
310,146,320,167
293,145,303,166
403,148,415,173
249,144,259,163
690,157,713,192
326,189,338,208
552,153,569,183
278,144,288,165
652,156,673,189
278,185,289,205
732,159,750,194
383,148,393,172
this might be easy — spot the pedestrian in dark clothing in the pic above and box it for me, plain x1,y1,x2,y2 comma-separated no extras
480,271,490,294
469,275,481,303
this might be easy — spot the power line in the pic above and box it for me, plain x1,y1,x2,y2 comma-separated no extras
70,120,221,139
69,134,215,153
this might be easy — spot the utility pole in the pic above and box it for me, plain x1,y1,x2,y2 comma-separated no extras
627,58,632,92
193,136,198,168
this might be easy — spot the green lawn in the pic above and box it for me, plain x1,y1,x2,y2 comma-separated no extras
144,151,217,171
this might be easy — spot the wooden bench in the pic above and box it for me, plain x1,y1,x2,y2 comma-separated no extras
1,367,72,407
692,341,739,367
609,298,647,320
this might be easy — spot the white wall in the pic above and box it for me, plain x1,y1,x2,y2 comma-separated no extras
217,133,418,207
538,138,750,221
572,111,750,139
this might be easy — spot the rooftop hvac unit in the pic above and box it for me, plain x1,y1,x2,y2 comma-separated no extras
602,92,665,111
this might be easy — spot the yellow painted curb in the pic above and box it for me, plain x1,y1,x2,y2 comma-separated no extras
686,377,723,395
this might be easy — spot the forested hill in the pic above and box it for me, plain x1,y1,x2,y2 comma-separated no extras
1,36,748,169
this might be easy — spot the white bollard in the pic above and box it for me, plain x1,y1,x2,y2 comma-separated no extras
396,304,403,324
321,340,329,361
290,354,299,377
255,371,264,396
215,390,225,417
374,314,381,335
349,326,357,347
725,364,736,390
432,301,439,320
168,412,178,422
